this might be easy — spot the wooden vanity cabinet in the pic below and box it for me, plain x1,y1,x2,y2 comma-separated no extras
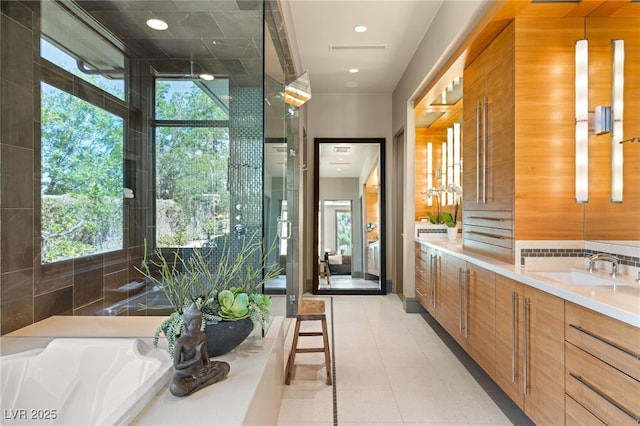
494,275,565,425
414,243,430,310
464,263,495,378
415,243,442,316
565,302,640,425
440,254,466,344
437,254,496,377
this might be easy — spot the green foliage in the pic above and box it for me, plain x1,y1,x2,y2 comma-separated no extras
40,82,124,263
427,212,444,225
442,212,456,227
154,80,231,245
137,231,283,352
218,288,250,320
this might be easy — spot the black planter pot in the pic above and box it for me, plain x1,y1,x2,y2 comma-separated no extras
204,317,254,358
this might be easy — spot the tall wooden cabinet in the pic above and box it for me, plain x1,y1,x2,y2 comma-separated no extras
494,275,565,426
462,22,515,263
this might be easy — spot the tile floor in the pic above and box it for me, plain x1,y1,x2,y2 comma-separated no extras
276,293,534,426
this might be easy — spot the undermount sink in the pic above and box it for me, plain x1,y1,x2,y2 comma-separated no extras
532,269,634,287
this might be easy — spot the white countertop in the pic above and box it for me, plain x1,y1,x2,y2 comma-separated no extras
416,238,640,328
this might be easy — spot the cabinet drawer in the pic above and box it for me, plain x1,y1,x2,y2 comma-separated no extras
566,342,640,425
566,395,606,426
565,302,640,382
415,258,428,283
415,273,428,307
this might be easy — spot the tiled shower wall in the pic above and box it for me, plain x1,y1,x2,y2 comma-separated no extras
0,3,266,334
0,2,153,334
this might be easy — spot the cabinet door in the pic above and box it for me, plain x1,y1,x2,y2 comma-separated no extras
524,286,565,426
462,49,485,212
462,22,514,213
440,254,466,346
466,263,496,378
494,275,525,409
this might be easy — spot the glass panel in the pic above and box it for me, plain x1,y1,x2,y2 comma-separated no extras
263,74,288,294
40,0,125,100
155,80,229,121
155,126,230,247
41,82,124,263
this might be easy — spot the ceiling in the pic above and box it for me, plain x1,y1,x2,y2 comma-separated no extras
68,0,444,95
281,0,444,94
74,0,266,87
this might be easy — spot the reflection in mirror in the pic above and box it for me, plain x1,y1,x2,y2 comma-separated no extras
315,140,385,294
583,17,640,249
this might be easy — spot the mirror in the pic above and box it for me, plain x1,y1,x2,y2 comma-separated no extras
584,17,640,248
314,138,386,294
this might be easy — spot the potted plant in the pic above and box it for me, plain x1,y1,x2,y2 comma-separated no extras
443,184,462,240
136,230,282,358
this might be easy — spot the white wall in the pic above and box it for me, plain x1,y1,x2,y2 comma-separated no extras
303,92,391,286
391,1,490,304
308,93,391,138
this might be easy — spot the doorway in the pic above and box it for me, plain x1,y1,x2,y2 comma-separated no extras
313,138,386,295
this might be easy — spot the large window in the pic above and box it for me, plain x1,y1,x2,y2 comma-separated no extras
40,83,124,263
39,0,127,264
154,79,230,248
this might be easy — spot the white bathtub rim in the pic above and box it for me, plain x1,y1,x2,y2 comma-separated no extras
0,338,172,425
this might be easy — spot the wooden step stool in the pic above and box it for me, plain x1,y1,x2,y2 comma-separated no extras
284,299,332,385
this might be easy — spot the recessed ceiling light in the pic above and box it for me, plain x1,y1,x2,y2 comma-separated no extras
146,18,168,30
349,68,359,74
354,25,367,33
199,74,214,81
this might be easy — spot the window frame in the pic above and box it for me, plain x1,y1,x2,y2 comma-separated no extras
38,47,129,264
152,77,231,249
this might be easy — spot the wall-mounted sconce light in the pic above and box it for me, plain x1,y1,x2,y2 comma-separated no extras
453,122,461,189
575,39,589,203
610,39,624,203
427,142,433,206
446,127,454,205
283,71,312,107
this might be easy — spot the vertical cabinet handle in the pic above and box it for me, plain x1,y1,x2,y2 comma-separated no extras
511,292,519,383
476,101,481,204
523,297,530,395
434,255,440,309
458,268,469,337
430,255,435,308
464,269,469,338
482,96,487,204
459,268,464,333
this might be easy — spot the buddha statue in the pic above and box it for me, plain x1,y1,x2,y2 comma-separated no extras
169,303,231,397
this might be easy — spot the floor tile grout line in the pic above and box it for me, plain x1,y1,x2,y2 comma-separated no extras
330,296,338,426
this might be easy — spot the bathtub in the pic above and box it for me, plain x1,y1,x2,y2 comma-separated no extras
1,338,172,425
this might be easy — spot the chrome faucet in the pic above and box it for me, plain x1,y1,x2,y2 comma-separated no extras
586,253,620,279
